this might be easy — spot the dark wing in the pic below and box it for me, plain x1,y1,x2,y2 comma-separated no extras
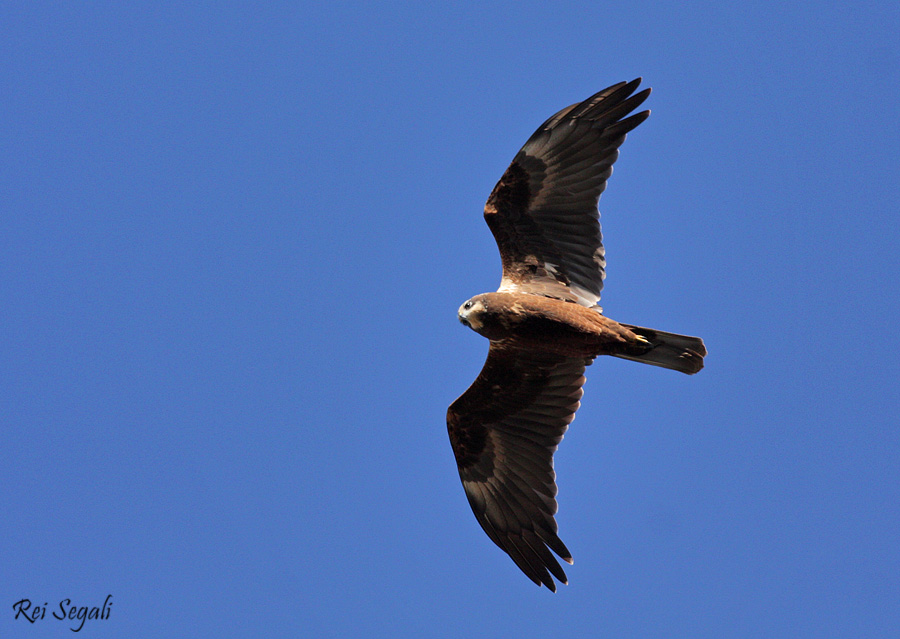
447,341,592,591
485,78,651,307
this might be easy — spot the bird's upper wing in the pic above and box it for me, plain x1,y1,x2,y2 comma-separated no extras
447,341,592,591
485,79,651,307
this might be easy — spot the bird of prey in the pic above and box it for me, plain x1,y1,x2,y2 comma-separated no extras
447,79,706,591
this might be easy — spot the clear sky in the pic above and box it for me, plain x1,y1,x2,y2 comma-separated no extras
3,2,899,637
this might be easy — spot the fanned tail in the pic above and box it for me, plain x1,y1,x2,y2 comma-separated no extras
614,324,706,375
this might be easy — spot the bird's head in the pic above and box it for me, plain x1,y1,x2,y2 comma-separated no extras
458,295,488,333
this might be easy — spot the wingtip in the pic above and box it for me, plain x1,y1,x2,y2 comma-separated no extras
631,77,650,92
621,77,642,94
628,76,652,102
545,577,568,592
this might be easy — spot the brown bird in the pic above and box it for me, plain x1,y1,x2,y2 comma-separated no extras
447,79,706,591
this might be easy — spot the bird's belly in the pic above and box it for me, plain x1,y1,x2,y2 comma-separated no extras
503,314,615,357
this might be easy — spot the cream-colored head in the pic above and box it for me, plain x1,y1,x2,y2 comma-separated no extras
457,295,487,332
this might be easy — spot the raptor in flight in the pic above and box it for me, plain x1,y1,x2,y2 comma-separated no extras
447,79,706,591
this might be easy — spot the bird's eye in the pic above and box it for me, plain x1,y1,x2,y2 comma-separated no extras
464,301,473,310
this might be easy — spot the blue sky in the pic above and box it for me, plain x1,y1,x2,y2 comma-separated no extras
2,2,899,637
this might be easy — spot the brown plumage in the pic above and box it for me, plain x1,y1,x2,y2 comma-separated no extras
447,79,707,592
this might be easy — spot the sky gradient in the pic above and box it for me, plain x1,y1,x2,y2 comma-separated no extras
3,2,899,637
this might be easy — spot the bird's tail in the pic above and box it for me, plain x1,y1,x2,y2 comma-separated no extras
613,324,707,375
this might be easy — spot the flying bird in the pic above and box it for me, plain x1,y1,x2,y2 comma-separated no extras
447,79,706,592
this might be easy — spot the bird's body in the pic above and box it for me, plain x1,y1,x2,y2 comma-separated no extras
460,292,647,359
459,291,706,372
447,79,706,591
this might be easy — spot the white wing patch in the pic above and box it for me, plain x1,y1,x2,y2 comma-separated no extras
498,276,601,308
